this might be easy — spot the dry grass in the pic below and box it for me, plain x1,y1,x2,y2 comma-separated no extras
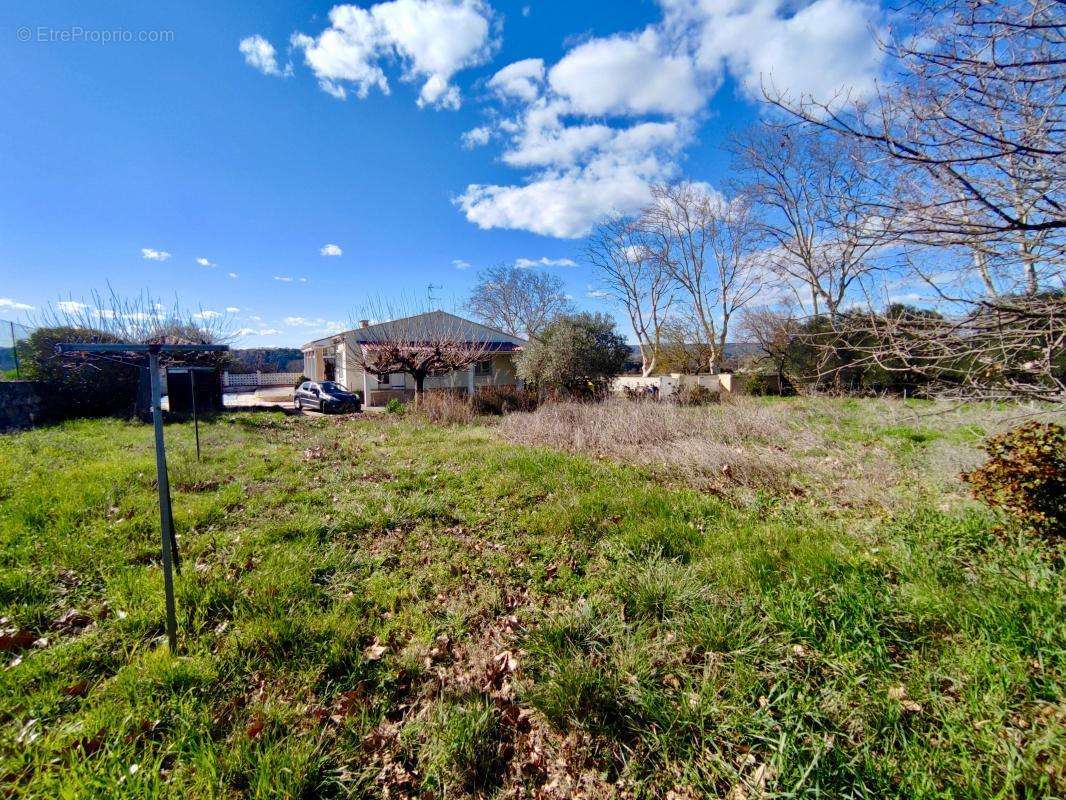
495,395,1062,507
419,390,476,426
499,397,814,495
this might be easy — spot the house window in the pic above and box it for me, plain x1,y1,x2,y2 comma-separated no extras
475,359,493,376
378,372,389,386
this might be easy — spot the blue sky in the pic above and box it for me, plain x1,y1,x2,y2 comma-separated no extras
0,0,886,346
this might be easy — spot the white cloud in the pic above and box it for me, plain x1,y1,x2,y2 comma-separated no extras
290,0,497,109
455,0,883,239
284,316,347,333
515,256,576,268
141,248,171,261
586,288,610,299
0,298,34,311
193,310,222,319
460,167,660,239
56,300,90,313
274,276,294,282
225,306,241,313
235,327,283,337
239,34,290,77
298,277,309,283
522,5,530,16
228,272,238,278
549,29,704,117
457,115,689,238
452,259,473,270
196,257,214,267
320,243,344,256
488,58,545,102
659,0,883,104
461,125,492,148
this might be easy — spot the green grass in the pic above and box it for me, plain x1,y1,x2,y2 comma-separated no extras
0,402,1062,798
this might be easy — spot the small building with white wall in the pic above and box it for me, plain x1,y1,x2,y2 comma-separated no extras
300,311,526,407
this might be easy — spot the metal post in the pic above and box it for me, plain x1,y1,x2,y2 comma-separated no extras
149,351,179,654
190,369,200,462
10,322,19,380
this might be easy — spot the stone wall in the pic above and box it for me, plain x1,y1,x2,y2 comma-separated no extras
0,381,47,432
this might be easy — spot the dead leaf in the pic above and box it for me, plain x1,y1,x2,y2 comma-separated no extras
246,714,265,740
0,630,37,652
364,642,387,661
61,681,89,697
50,609,92,632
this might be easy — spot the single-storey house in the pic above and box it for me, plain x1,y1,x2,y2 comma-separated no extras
301,311,526,406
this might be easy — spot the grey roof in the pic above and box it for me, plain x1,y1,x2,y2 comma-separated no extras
302,311,527,350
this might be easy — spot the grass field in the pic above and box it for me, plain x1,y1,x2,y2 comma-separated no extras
0,398,1062,798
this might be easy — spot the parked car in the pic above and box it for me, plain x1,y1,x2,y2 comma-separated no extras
294,381,362,413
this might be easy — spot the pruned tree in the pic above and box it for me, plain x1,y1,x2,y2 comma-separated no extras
642,183,766,371
26,290,234,416
731,123,893,320
466,264,573,339
352,303,492,403
586,214,675,376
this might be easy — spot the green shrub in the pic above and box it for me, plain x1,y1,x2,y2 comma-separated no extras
517,312,629,398
385,397,406,415
293,374,309,389
962,421,1066,538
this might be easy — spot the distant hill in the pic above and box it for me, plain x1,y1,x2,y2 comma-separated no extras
227,347,303,374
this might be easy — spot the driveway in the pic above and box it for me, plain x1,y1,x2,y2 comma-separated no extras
223,386,295,410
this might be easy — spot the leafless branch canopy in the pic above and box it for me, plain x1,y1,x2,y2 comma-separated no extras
466,264,573,339
586,215,676,376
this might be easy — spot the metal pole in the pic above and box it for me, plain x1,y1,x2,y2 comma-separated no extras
149,351,179,654
10,322,20,380
190,370,200,462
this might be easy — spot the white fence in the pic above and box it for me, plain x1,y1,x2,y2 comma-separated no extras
223,371,304,389
611,373,742,398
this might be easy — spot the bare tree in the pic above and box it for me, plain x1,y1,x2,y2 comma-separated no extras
761,0,1066,401
739,305,802,390
586,214,675,376
643,183,766,370
732,124,893,319
466,264,573,339
352,302,492,403
767,0,1064,277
